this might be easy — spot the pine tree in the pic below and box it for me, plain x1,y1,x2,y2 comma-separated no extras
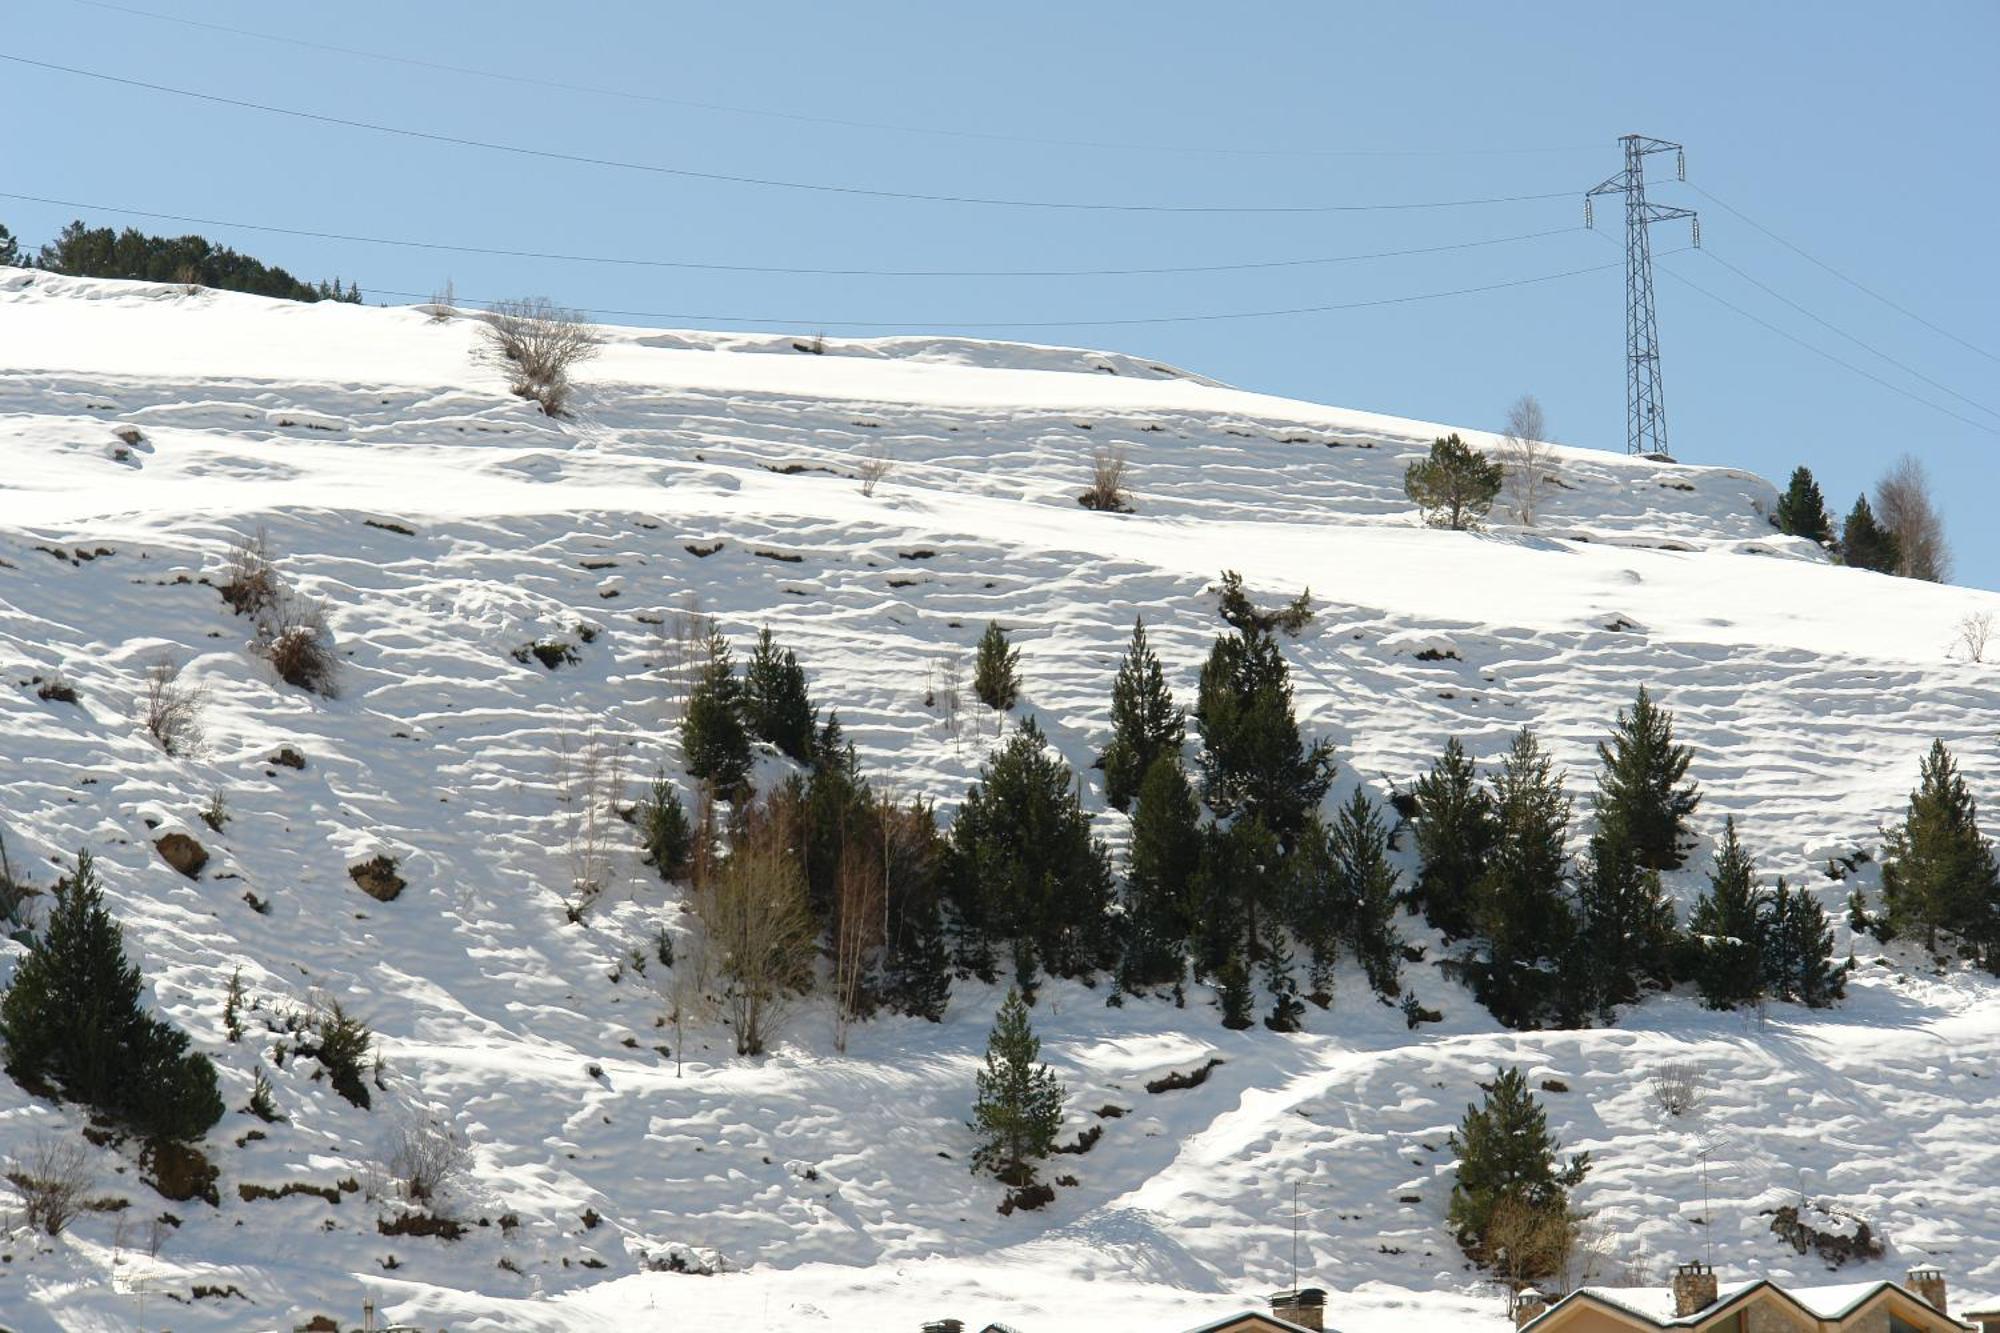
1120,753,1204,990
1405,433,1505,531
973,621,1021,712
1100,617,1186,812
1774,466,1834,545
1191,814,1286,985
1447,1067,1590,1278
1215,951,1255,1030
681,627,752,794
0,223,20,268
742,627,817,764
1573,822,1679,1021
1840,494,1901,574
1592,686,1701,871
879,795,951,1021
1762,880,1846,1007
1194,627,1334,849
969,990,1064,1187
1413,737,1498,940
1689,817,1767,1009
1473,729,1574,1029
640,772,694,881
1329,789,1403,1001
1261,937,1305,1032
0,852,223,1143
1881,739,2000,962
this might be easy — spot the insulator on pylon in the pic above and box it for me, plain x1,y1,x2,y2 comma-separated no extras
1691,217,1702,248
1677,148,1686,181
1584,198,1594,228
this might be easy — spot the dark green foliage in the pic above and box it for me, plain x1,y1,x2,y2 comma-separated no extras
34,220,361,303
246,1066,282,1122
0,852,224,1143
970,990,1064,1187
0,223,20,268
1762,880,1846,1006
1194,627,1334,849
1447,1067,1590,1277
1592,687,1700,871
796,718,870,921
1328,790,1405,1001
878,796,952,1021
1119,754,1203,990
1881,739,2000,963
1413,737,1498,940
973,622,1021,711
946,719,1115,984
640,773,693,881
1215,570,1314,637
1775,466,1834,545
1191,815,1283,984
1215,952,1255,1030
303,1002,374,1110
1260,939,1304,1032
1405,433,1504,531
1840,495,1901,574
681,627,752,794
1572,823,1680,1021
1471,729,1574,1030
743,627,817,764
1100,618,1185,812
1689,817,1767,1009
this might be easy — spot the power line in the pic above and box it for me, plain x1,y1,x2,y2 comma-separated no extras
58,0,1600,162
0,188,1578,279
1687,182,1999,366
0,51,1582,216
363,253,1623,330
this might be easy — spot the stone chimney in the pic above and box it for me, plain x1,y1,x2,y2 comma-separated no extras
1269,1287,1326,1331
1907,1266,1948,1314
920,1321,963,1333
1671,1261,1719,1318
1512,1288,1549,1328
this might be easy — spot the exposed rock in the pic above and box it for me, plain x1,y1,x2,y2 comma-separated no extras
349,855,405,902
1768,1200,1882,1267
155,832,209,879
270,746,306,769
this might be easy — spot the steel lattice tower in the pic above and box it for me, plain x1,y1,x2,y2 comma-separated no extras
1587,135,1699,456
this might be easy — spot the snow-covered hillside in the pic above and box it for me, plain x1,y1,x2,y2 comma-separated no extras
1,269,1997,1333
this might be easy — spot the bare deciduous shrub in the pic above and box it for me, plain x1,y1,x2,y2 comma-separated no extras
657,598,714,727
1483,1194,1575,1305
1952,610,1994,664
219,527,280,617
1080,444,1132,512
696,798,815,1056
928,651,964,744
1499,394,1556,526
143,656,207,755
554,722,624,913
831,837,884,1053
428,278,456,323
856,445,894,497
386,1116,470,1205
172,263,202,297
7,1135,94,1236
254,588,340,696
480,297,600,417
1875,453,1951,583
1649,1060,1704,1119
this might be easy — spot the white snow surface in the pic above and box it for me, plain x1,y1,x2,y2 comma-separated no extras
1,270,1998,1332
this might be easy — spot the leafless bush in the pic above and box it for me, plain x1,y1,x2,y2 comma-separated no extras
219,527,280,617
1081,444,1132,512
172,263,202,297
428,277,456,323
7,1136,95,1236
554,721,625,912
142,656,207,755
254,588,340,696
658,598,715,726
1875,453,1951,582
480,297,600,416
1484,1194,1576,1292
928,651,964,743
696,798,815,1056
856,445,894,497
1649,1060,1704,1119
1499,394,1556,526
386,1116,470,1205
831,835,884,1053
1953,610,1994,664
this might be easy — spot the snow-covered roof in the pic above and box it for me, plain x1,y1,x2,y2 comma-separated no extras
1526,1279,1977,1330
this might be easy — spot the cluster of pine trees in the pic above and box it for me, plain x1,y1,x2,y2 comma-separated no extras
14,219,361,304
1773,462,1946,581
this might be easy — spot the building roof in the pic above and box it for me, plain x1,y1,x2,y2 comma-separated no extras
1173,1311,1339,1333
1521,1278,1976,1330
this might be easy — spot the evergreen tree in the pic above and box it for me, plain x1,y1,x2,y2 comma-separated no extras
1774,466,1834,545
640,773,693,882
1194,626,1334,849
0,852,223,1143
1261,937,1305,1032
1840,495,1901,574
1405,433,1505,531
1573,823,1679,1021
1762,880,1846,1007
1412,737,1498,940
946,719,1115,984
1592,686,1701,871
681,627,752,794
1329,789,1404,1001
969,989,1065,1187
1881,739,2000,963
1447,1067,1591,1278
1472,729,1574,1030
879,795,952,1022
973,621,1021,712
1215,952,1255,1030
1191,814,1286,984
33,219,351,303
742,627,817,764
1100,617,1186,812
1119,753,1204,990
1688,817,1767,1009
0,223,20,268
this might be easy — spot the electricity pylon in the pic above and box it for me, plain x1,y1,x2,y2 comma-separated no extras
1587,135,1699,456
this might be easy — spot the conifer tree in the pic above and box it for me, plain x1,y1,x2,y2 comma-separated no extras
742,627,817,764
1573,822,1680,1021
1215,952,1255,1030
1840,495,1901,574
1195,627,1333,849
1774,466,1834,545
1473,729,1574,1029
1447,1067,1590,1278
970,989,1064,1187
640,773,694,882
0,852,223,1143
1261,937,1305,1032
1120,753,1204,990
1329,789,1404,1001
879,794,951,1022
1413,737,1498,940
1881,739,2000,962
973,621,1021,712
1191,814,1285,984
0,223,20,268
1592,686,1701,871
1405,433,1505,531
1762,880,1846,1006
1100,617,1186,812
1689,817,1767,1009
681,627,752,794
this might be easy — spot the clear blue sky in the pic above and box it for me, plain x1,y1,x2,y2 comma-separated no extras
6,2,1995,585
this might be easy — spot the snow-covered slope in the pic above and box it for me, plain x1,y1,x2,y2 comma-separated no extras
1,270,1997,1333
